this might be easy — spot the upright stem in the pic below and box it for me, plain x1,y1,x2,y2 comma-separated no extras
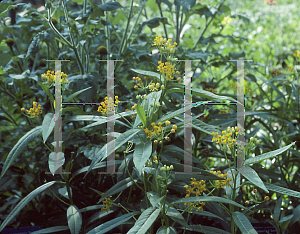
158,2,168,40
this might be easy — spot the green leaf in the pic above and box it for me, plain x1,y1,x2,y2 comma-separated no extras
9,69,30,80
244,142,296,165
136,102,147,127
232,211,258,234
136,17,170,34
166,84,242,106
273,195,283,223
131,68,163,82
239,166,268,193
86,211,139,234
26,34,40,59
147,191,164,208
31,226,69,234
42,113,55,143
64,86,92,102
290,205,300,226
157,226,177,234
174,0,196,12
178,225,230,234
48,152,65,176
98,177,139,203
38,81,54,110
67,205,82,234
97,1,125,11
127,207,161,234
264,183,300,198
0,181,57,232
133,141,152,176
168,196,247,211
0,126,42,179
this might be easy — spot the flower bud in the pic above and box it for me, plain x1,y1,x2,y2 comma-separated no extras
170,165,174,170
5,38,14,47
256,140,260,144
171,129,175,133
136,95,140,99
253,189,257,193
155,160,158,164
170,48,174,53
177,77,181,82
154,140,158,144
165,136,169,140
161,47,164,51
154,156,157,160
156,83,160,88
245,201,250,205
149,84,154,90
134,85,138,89
143,94,147,100
160,167,165,172
264,196,270,201
149,161,152,166
161,85,165,89
159,140,163,144
163,38,167,43
166,166,170,171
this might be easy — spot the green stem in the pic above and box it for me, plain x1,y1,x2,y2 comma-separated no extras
192,0,225,50
157,2,168,40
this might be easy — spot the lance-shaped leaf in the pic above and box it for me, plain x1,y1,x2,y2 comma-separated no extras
232,211,258,234
67,205,82,234
0,181,57,232
131,69,163,82
98,177,139,204
26,34,40,59
49,152,65,176
31,226,69,234
135,103,147,128
0,126,42,179
87,211,139,234
239,166,268,193
244,142,296,165
127,207,161,234
133,141,152,176
264,182,300,198
42,113,55,143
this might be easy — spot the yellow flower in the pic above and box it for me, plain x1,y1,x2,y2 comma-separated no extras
264,196,270,201
165,120,171,126
294,50,300,58
286,66,294,72
171,129,175,133
172,125,177,130
21,107,25,112
221,16,232,25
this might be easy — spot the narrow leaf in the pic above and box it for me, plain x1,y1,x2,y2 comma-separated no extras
48,152,65,176
0,181,56,232
67,205,82,234
273,196,283,223
42,113,55,143
232,211,258,234
64,87,92,102
265,182,300,198
136,103,147,127
31,226,69,234
239,166,268,193
127,207,161,234
0,126,42,179
244,142,296,165
87,211,139,234
133,141,152,176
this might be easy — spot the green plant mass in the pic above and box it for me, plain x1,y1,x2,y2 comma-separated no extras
0,0,300,233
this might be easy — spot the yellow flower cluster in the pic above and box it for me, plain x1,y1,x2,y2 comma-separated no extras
294,50,300,58
209,171,232,188
286,66,294,72
41,70,69,85
183,178,206,211
152,36,177,53
157,61,175,81
97,96,121,116
211,126,243,147
21,101,42,118
144,122,164,139
100,193,113,213
221,16,232,25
